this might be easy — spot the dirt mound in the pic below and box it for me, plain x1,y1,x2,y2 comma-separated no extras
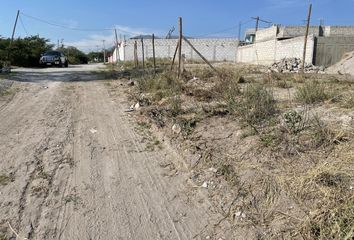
327,51,354,75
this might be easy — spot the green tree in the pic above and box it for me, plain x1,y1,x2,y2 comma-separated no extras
57,46,88,65
0,35,53,67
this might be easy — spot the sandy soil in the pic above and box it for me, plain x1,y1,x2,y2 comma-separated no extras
0,64,232,240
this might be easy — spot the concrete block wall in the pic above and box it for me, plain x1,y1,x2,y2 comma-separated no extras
115,38,239,62
277,26,320,38
326,26,354,36
255,26,278,42
237,36,314,64
275,36,314,62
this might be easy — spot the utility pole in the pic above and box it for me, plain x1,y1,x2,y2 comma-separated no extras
302,4,312,72
102,40,106,64
252,16,272,32
57,40,60,49
254,16,260,32
238,21,242,41
7,10,20,60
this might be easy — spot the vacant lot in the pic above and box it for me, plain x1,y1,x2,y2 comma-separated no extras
0,64,233,240
116,61,354,239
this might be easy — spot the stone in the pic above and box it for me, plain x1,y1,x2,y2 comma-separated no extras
172,124,181,135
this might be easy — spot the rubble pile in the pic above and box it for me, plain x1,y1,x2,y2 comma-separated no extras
268,58,325,73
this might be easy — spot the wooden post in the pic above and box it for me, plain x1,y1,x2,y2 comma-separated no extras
114,28,120,64
134,41,138,67
302,4,312,73
7,10,20,60
178,17,183,78
152,34,156,73
170,41,179,71
183,36,220,75
141,38,145,70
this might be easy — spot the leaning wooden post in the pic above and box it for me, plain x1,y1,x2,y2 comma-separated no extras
182,36,221,76
178,17,183,78
141,38,145,70
170,41,179,71
152,34,156,73
301,4,312,73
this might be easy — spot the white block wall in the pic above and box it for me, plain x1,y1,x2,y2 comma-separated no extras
237,36,315,64
113,38,239,62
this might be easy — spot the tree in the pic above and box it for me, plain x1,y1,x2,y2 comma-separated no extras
57,46,88,64
0,35,53,67
87,51,104,63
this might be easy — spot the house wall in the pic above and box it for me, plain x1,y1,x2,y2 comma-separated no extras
113,38,239,62
314,36,354,66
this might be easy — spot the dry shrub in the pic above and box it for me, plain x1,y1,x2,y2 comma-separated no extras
239,84,277,125
138,71,181,99
295,80,330,104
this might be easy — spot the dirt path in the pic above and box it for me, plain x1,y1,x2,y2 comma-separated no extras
0,65,231,240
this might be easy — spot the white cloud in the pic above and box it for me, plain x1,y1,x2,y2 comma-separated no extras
64,25,162,52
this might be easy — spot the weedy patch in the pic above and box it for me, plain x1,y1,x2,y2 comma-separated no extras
238,84,277,125
295,80,330,104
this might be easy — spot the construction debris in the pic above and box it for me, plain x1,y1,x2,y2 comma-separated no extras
268,58,325,73
327,51,354,76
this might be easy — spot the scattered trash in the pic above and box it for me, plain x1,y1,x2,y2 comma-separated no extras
209,167,218,173
134,102,140,110
234,211,246,219
172,124,182,135
89,128,98,134
202,181,209,188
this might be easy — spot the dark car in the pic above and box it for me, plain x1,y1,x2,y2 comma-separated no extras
39,51,68,67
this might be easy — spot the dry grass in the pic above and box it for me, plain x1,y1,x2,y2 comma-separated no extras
120,62,354,239
295,80,331,104
238,84,277,125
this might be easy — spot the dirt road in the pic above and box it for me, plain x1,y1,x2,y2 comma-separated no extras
0,65,231,240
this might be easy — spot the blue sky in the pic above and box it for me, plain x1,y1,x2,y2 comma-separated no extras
1,0,353,52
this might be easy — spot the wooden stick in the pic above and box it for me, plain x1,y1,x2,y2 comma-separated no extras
182,36,220,75
170,41,179,71
301,4,312,73
141,38,145,70
178,17,183,78
152,34,156,73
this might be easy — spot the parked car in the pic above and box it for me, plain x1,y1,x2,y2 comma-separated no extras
39,51,68,67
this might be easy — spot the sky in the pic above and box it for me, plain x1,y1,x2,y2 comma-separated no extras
0,0,354,52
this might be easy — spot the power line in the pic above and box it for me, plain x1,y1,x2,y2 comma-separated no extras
20,12,142,35
19,15,29,36
192,19,253,38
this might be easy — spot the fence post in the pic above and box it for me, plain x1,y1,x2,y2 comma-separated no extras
141,38,145,70
302,4,312,73
170,41,179,71
178,17,183,78
152,34,156,73
134,41,139,68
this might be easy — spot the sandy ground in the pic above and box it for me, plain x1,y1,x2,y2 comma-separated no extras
0,64,231,240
